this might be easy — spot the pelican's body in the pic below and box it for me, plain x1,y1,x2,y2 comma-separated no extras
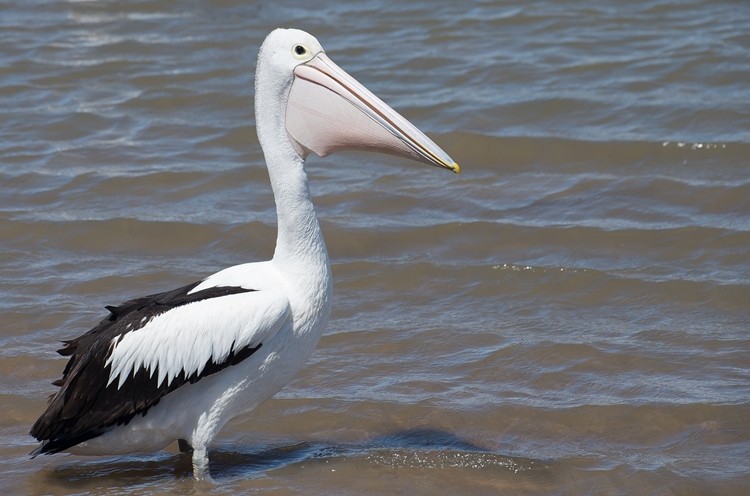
30,29,458,479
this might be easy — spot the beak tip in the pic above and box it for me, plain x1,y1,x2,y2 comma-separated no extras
451,162,461,174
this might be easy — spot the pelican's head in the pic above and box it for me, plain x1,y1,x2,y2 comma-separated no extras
255,28,460,173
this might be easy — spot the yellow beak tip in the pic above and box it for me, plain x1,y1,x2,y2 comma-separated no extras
451,162,461,174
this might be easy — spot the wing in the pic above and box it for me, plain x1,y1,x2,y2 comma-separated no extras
30,279,291,455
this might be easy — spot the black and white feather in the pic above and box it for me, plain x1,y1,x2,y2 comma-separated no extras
31,277,290,456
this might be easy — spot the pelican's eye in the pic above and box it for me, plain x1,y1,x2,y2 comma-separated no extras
292,44,310,60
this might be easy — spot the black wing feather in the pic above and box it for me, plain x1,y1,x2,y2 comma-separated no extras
30,280,261,456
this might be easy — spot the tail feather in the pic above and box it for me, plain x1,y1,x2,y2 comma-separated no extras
29,442,45,459
29,428,106,459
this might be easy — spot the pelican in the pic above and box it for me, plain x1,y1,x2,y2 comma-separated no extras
30,28,459,480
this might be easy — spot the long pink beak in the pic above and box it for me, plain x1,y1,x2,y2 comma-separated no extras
285,52,460,173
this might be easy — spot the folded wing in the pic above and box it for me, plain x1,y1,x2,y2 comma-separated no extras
30,280,291,455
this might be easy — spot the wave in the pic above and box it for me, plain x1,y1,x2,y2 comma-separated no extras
438,132,750,174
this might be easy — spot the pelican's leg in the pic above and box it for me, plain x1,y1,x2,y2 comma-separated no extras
191,447,211,481
178,439,193,453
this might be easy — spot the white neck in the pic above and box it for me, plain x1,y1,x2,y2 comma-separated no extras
254,52,329,278
267,145,328,270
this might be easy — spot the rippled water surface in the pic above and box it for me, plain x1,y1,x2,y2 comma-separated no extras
2,0,749,494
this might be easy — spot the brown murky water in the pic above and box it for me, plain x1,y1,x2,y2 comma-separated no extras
2,1,749,494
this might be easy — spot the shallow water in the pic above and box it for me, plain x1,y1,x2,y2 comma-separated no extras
2,0,749,494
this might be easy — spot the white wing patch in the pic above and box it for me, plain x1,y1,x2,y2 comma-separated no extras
105,290,290,389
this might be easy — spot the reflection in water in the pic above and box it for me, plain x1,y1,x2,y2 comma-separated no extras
42,428,547,485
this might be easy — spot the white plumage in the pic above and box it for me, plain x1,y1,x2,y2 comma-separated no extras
105,288,290,389
31,28,459,480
